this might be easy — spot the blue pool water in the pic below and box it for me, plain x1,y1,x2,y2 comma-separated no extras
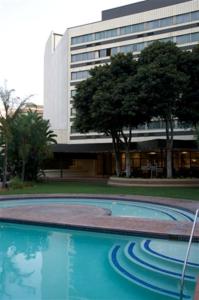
0,222,198,300
0,197,195,221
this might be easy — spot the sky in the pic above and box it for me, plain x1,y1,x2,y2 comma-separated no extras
0,0,138,105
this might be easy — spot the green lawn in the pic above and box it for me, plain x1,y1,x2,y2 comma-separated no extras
0,181,199,201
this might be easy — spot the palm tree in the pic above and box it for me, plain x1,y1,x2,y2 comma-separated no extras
11,110,57,181
0,87,31,188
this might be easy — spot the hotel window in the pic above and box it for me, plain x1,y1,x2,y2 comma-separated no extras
70,108,76,116
111,47,119,55
147,20,160,30
105,29,118,38
176,34,191,44
120,45,133,54
159,17,173,27
175,13,190,24
99,49,107,57
133,23,144,33
191,32,199,42
71,70,90,80
95,31,105,40
120,25,132,35
71,90,76,97
71,51,95,62
191,11,199,21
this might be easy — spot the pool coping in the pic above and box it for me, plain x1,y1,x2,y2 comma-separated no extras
0,193,198,241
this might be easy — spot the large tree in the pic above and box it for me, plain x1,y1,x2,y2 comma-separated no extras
0,87,31,187
74,63,123,176
177,44,199,131
10,110,57,181
74,53,151,177
137,41,188,178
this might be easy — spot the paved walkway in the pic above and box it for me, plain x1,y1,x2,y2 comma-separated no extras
0,194,198,240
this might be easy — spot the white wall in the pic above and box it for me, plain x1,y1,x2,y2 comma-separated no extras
44,32,69,143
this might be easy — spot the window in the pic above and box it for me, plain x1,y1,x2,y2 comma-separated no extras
175,13,190,24
105,29,118,38
120,44,133,54
95,31,105,40
161,37,174,43
191,11,199,21
176,34,190,44
70,108,76,116
147,20,160,30
71,71,89,80
133,23,144,32
99,49,107,57
71,90,76,97
136,42,145,52
160,17,173,27
120,25,132,35
191,32,199,42
111,47,118,55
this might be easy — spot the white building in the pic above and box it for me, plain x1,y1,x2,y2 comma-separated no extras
44,0,199,177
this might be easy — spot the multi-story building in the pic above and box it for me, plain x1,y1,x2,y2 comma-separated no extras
44,0,199,177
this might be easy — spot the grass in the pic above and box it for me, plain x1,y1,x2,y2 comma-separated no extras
0,181,199,201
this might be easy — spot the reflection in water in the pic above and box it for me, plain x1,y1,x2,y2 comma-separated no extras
0,224,76,300
0,224,49,299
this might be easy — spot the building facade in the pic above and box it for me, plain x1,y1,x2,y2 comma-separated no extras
44,0,199,177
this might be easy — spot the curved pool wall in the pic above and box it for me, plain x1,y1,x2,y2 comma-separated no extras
0,197,196,221
0,222,198,300
0,196,198,300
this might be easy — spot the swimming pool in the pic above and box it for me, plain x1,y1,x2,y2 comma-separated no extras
0,222,198,300
0,196,198,300
0,197,195,221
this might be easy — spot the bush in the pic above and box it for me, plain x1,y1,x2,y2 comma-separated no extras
9,177,34,189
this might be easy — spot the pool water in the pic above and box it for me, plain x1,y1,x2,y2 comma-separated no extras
0,198,195,221
0,222,198,300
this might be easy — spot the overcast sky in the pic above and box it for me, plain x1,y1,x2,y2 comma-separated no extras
0,0,137,104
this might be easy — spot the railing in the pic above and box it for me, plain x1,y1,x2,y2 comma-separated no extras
179,209,199,300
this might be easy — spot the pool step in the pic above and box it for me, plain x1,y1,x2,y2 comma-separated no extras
141,239,199,273
125,242,196,284
109,244,191,299
109,239,199,299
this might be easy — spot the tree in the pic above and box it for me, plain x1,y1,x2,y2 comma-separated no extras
177,44,199,132
74,53,152,177
137,41,188,178
0,87,31,187
74,64,123,176
10,110,57,181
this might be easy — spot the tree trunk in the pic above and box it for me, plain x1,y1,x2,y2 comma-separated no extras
21,159,26,182
112,135,121,177
2,142,8,188
122,128,132,178
125,148,131,177
166,141,172,178
165,118,174,178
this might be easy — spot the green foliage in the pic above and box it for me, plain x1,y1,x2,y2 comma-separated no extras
10,110,57,181
138,41,188,119
9,176,33,189
137,41,188,178
177,44,199,126
74,53,152,177
0,87,31,187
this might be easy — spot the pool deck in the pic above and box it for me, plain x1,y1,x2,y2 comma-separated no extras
0,194,198,240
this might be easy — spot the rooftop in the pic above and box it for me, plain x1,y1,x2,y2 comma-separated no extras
102,0,192,21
